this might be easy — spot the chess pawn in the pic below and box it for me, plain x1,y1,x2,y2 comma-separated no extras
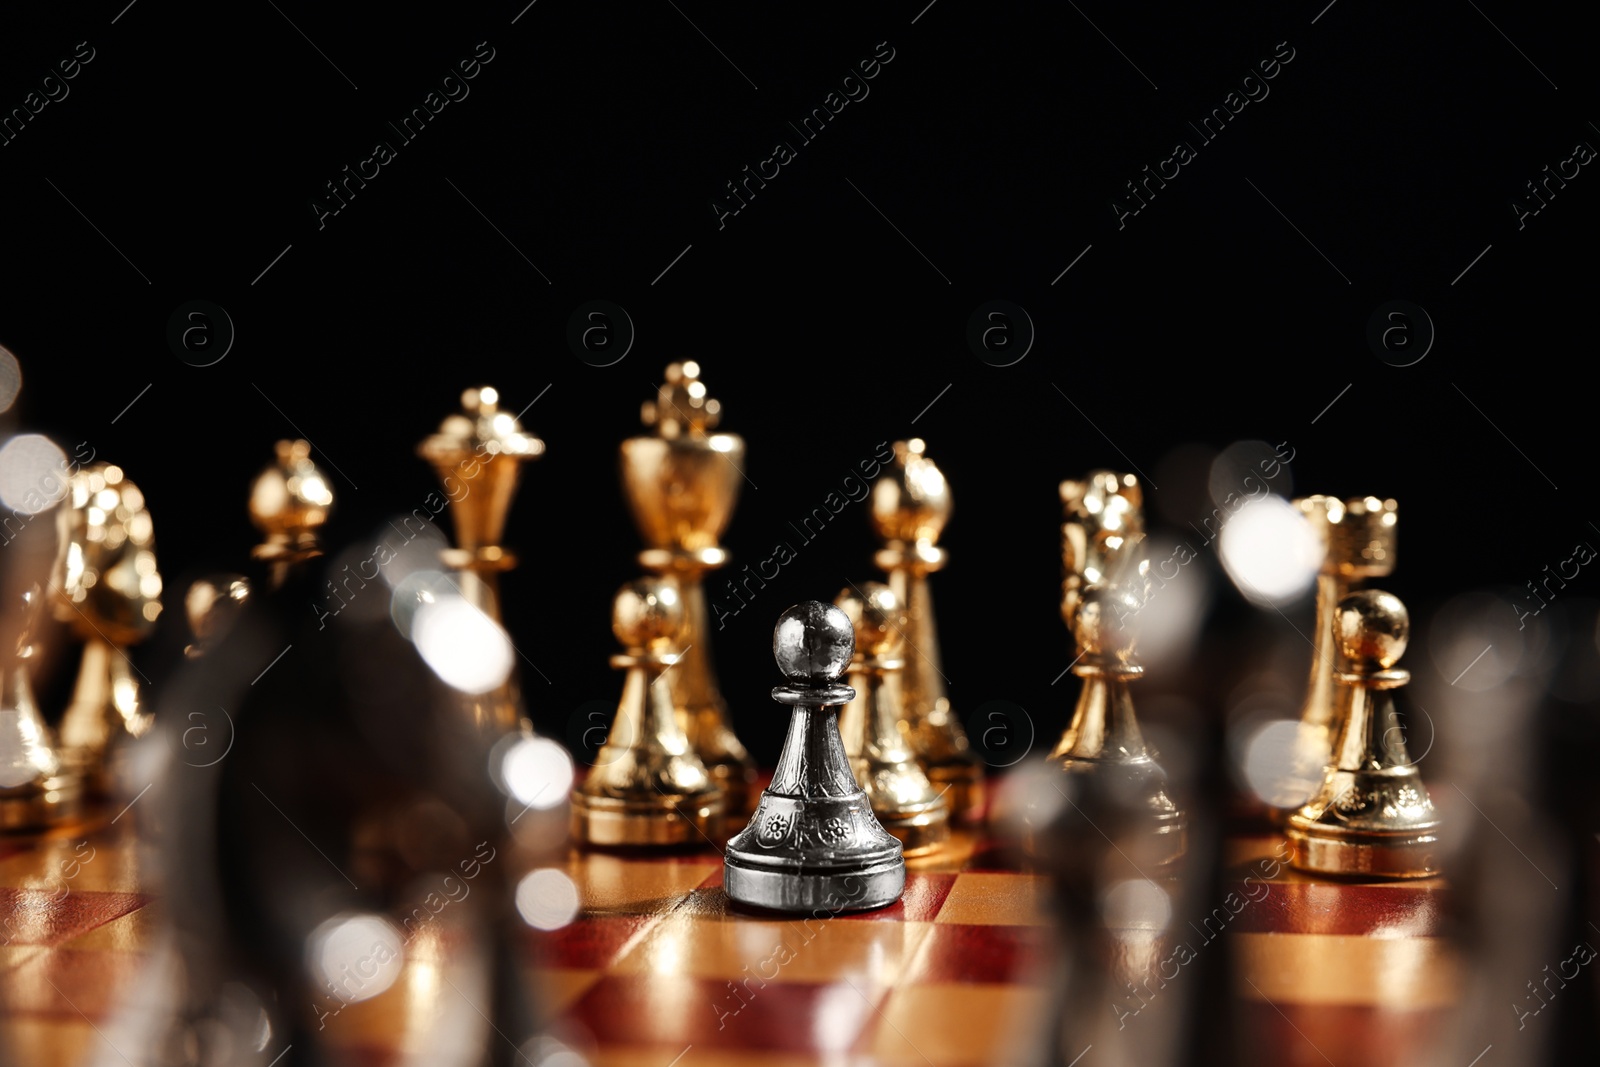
418,387,544,736
620,362,757,815
870,439,983,820
1051,574,1185,869
1286,589,1441,878
250,438,333,589
835,583,949,855
0,585,78,830
1058,470,1143,630
182,574,250,658
571,578,725,846
52,464,161,799
724,602,904,913
1293,495,1397,746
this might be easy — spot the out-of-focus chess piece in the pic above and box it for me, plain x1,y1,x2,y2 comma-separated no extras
182,573,250,658
1293,495,1397,758
835,582,949,855
1050,548,1186,868
52,463,161,799
870,439,982,820
572,578,724,846
250,438,333,589
419,387,544,736
621,362,757,815
725,601,904,912
1287,588,1440,878
0,583,77,831
1057,470,1143,630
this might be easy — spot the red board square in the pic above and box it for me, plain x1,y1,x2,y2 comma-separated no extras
0,889,149,948
901,922,1052,985
529,914,662,969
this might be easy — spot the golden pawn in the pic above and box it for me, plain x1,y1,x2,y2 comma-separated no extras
0,585,78,830
1287,589,1441,878
571,578,724,847
418,387,544,736
183,575,250,658
1058,471,1143,631
1293,496,1397,749
250,439,333,589
870,439,982,820
620,363,756,816
53,464,162,799
1052,571,1185,869
836,583,949,856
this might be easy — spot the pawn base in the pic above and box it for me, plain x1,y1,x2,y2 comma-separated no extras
1285,823,1440,879
0,776,81,834
927,760,985,822
877,805,950,856
571,790,723,848
724,856,904,914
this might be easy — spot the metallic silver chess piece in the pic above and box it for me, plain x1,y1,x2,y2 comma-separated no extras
724,601,904,913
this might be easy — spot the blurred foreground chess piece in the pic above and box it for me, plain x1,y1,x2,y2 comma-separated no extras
571,578,724,846
1286,589,1441,878
419,387,544,737
250,438,332,590
52,463,160,799
1292,496,1397,766
724,602,904,912
0,584,77,831
835,583,949,855
870,439,982,820
621,362,757,815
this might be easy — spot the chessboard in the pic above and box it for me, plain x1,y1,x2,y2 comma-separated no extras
0,800,1457,1067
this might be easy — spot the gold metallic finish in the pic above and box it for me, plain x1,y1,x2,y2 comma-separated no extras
0,586,80,831
836,583,950,856
1057,470,1144,630
620,363,756,816
418,387,544,736
1287,589,1440,879
183,574,250,658
571,578,725,847
1051,548,1186,869
870,439,982,820
250,439,333,589
52,464,160,798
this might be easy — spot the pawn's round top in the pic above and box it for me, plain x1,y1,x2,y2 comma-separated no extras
870,439,951,545
249,440,333,541
641,361,722,438
1336,589,1409,668
834,583,905,659
1072,584,1142,660
613,578,685,652
773,601,856,683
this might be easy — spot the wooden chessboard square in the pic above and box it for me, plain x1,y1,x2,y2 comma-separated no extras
933,873,1050,926
1237,1002,1454,1066
531,914,664,969
1227,880,1448,937
567,973,889,1052
0,834,142,895
1234,932,1460,1008
0,888,149,947
900,923,1052,985
0,947,143,1018
564,854,721,916
861,982,1049,1066
0,1017,99,1067
610,911,933,985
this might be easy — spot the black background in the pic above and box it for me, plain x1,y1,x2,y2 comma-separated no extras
0,0,1593,766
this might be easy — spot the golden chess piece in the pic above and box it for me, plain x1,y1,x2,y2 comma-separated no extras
870,439,982,820
836,583,950,855
183,574,250,658
0,584,79,830
620,362,757,816
250,439,333,589
1294,496,1397,740
1051,546,1185,868
418,387,544,736
1287,589,1441,878
1057,470,1143,632
52,464,162,799
571,578,724,847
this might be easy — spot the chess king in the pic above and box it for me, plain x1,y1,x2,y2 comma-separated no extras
870,439,983,820
621,363,757,815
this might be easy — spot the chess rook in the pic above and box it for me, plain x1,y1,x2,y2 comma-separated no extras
52,463,161,799
724,602,904,913
1287,589,1441,878
419,387,544,736
836,583,950,855
571,578,725,846
621,362,757,815
870,439,983,820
